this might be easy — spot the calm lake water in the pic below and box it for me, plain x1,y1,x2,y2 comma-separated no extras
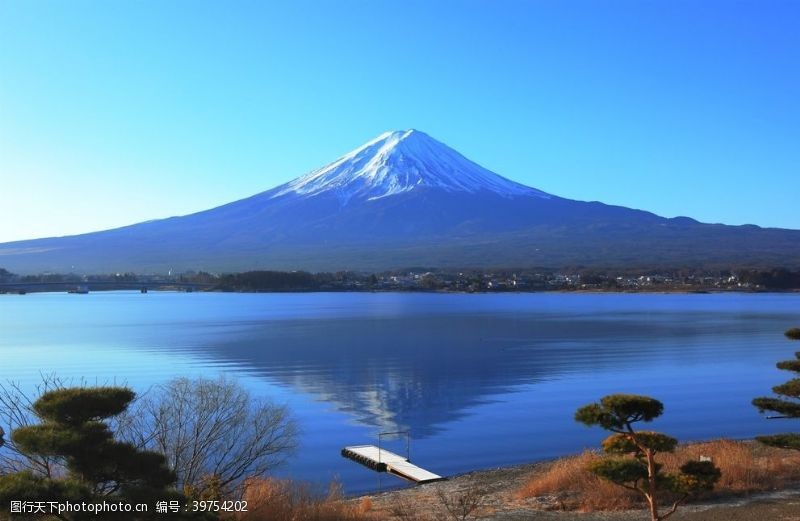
1,291,798,493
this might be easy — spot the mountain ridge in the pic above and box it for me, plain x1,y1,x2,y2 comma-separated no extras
1,130,798,274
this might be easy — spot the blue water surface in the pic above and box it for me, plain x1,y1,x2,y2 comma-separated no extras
1,291,798,493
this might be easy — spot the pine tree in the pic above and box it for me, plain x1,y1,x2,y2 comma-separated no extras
0,387,189,520
752,328,800,450
576,394,720,521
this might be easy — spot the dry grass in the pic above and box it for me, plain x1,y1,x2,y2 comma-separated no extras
237,478,380,521
516,439,800,511
516,450,640,511
374,485,492,521
660,439,800,492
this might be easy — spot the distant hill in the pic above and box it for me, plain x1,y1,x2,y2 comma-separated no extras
1,129,799,274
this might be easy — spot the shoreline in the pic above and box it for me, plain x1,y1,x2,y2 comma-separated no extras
356,440,800,520
2,286,797,296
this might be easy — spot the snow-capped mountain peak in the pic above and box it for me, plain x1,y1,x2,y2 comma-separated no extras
271,129,550,202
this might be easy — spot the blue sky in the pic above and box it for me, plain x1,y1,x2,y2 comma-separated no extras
1,0,798,242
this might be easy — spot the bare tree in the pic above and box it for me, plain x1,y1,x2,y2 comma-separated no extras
1,375,298,500
120,376,298,498
388,495,430,521
434,486,488,521
0,375,70,477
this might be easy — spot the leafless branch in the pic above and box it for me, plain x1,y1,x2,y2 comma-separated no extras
120,376,298,498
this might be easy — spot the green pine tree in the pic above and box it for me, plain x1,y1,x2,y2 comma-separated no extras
752,328,800,450
576,394,720,521
0,387,191,520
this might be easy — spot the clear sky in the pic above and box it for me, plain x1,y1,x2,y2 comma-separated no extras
1,0,798,242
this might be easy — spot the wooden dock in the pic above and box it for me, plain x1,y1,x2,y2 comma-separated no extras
341,445,443,484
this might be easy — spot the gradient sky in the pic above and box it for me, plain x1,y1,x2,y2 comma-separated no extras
1,0,798,242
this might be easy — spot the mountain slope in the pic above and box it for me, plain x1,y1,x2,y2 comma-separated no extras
1,130,799,273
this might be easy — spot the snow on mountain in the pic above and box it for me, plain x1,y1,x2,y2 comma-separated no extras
271,129,550,203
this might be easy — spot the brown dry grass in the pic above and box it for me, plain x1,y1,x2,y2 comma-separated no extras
237,477,380,521
661,439,800,493
516,450,640,511
516,439,800,512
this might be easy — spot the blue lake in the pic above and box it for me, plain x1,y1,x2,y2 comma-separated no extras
1,291,798,493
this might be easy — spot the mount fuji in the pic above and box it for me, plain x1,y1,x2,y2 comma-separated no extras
1,129,799,273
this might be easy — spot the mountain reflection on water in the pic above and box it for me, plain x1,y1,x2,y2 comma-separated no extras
208,299,790,438
2,291,798,492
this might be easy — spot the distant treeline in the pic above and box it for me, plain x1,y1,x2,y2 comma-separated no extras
214,270,361,292
738,268,800,289
0,269,139,284
3,267,800,291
